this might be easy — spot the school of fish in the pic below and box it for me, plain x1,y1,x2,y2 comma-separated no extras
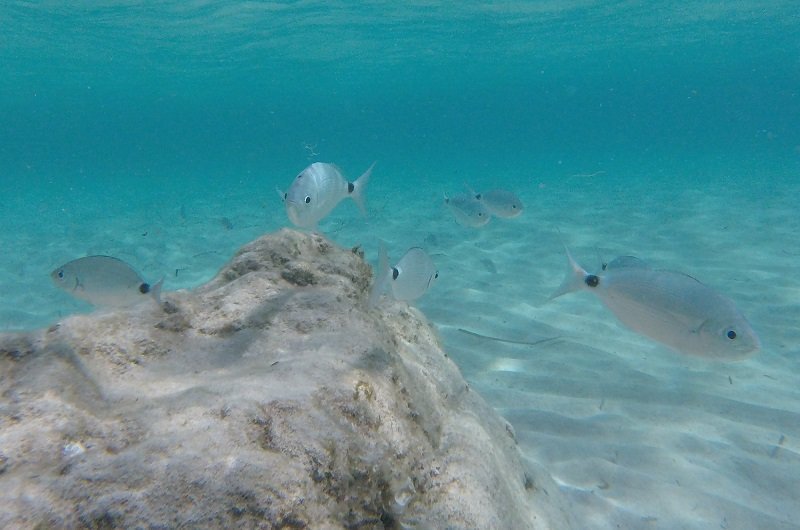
49,160,761,361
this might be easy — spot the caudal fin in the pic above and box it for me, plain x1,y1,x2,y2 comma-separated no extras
462,182,479,199
368,242,391,307
350,162,376,216
549,244,589,300
150,276,165,306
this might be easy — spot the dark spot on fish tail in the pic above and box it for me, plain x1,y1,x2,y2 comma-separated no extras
139,283,151,294
348,182,355,193
392,267,399,280
727,330,737,340
475,193,482,200
585,274,600,287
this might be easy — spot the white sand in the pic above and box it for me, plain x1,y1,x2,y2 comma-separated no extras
2,156,799,528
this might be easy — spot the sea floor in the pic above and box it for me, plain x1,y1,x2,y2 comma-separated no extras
2,153,799,529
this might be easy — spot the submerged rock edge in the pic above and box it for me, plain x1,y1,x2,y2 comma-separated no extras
0,228,572,529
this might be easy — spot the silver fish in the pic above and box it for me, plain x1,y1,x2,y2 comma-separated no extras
278,162,374,230
369,246,438,305
472,188,524,218
444,192,491,228
51,255,163,307
551,245,760,360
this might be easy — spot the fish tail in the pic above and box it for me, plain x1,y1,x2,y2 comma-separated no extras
549,243,589,300
151,276,165,306
351,161,376,216
368,242,391,307
462,182,478,198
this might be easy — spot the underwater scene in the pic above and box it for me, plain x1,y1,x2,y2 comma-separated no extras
2,1,799,528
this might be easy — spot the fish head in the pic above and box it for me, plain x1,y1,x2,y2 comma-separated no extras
50,265,79,291
505,201,524,217
482,190,524,218
390,248,438,301
696,315,761,360
283,169,318,228
496,196,524,218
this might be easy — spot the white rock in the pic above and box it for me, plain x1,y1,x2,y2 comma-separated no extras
0,229,572,529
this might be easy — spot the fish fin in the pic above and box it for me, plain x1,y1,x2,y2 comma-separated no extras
350,161,375,216
443,192,450,204
549,239,589,300
606,255,649,271
150,276,164,306
594,246,608,271
368,242,391,307
276,187,286,203
462,182,479,198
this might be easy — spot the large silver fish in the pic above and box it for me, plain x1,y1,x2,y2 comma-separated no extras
443,192,491,228
472,188,524,218
279,162,374,230
51,255,163,308
369,246,439,305
551,246,760,360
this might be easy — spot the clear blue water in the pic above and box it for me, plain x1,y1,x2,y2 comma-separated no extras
3,2,798,178
3,2,794,329
2,3,800,527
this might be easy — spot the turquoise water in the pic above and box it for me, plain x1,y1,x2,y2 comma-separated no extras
2,3,800,526
3,3,798,329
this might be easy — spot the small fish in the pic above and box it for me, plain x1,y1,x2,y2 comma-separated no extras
550,243,760,360
278,162,374,230
51,256,163,308
471,188,524,218
369,246,439,305
444,192,491,228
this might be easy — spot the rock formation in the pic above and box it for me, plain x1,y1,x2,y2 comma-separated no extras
0,229,572,529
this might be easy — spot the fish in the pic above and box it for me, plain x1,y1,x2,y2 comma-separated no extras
550,244,760,360
369,245,439,305
51,255,163,308
278,162,375,230
471,188,524,218
443,192,491,228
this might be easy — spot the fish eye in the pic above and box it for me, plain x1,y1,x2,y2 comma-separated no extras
304,196,311,204
726,329,737,340
434,272,439,279
283,192,287,200
57,269,64,279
